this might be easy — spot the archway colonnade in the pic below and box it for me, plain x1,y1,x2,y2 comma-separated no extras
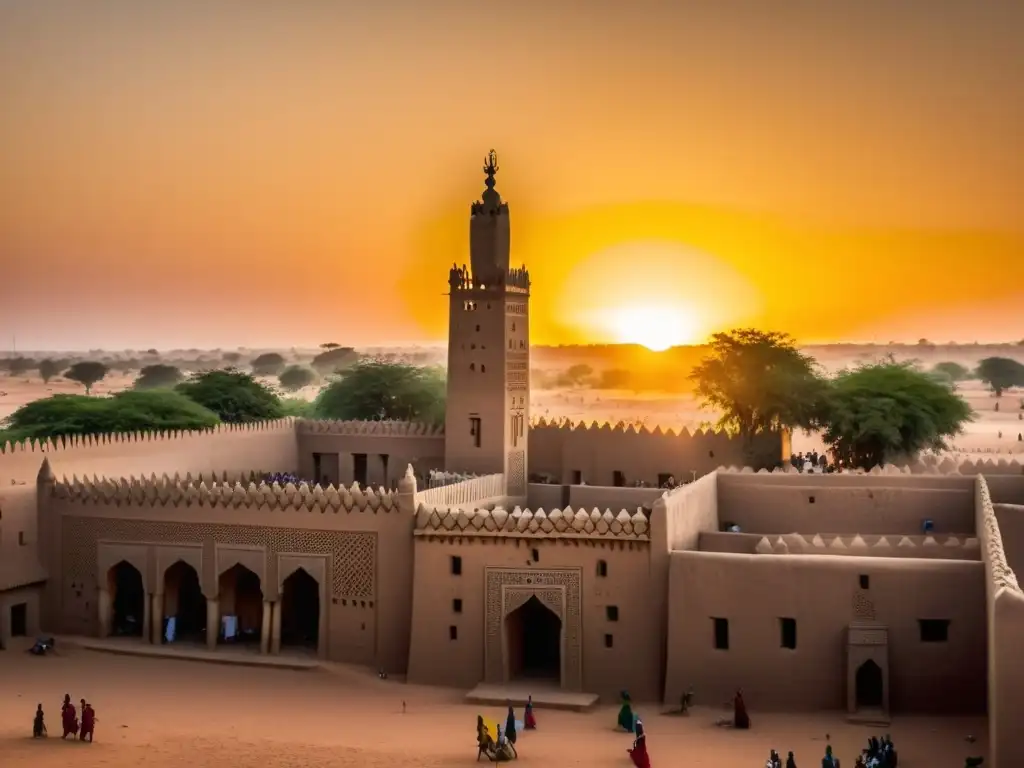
98,559,322,657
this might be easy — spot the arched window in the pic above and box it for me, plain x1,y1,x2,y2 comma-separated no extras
597,560,608,577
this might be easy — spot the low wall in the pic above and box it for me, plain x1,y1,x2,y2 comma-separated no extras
698,531,980,560
414,473,506,511
665,551,986,712
993,504,1024,577
0,420,298,487
717,473,975,535
526,483,663,512
987,475,1024,505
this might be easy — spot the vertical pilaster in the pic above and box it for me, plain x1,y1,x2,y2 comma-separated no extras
97,589,112,638
260,600,272,654
206,598,219,650
150,592,164,644
270,601,282,654
142,592,151,644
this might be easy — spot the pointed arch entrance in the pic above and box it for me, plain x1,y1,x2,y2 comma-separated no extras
217,564,264,646
505,595,562,683
163,560,207,642
107,560,145,637
280,567,320,651
855,660,883,708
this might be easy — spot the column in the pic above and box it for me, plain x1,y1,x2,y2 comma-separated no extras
206,598,220,650
270,601,282,654
150,592,164,645
260,600,272,654
339,453,354,485
142,592,151,644
97,588,112,638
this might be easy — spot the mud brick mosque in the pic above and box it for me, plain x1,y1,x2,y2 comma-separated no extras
1,153,1022,765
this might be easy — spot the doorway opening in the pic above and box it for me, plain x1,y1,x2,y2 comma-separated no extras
10,603,28,636
855,659,884,708
108,560,146,637
353,453,368,486
217,564,264,646
281,568,320,650
505,595,561,683
163,560,206,643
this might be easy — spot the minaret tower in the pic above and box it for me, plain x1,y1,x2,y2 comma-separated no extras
444,151,530,495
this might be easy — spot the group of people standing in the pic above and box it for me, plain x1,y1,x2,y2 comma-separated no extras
32,694,97,742
475,696,537,761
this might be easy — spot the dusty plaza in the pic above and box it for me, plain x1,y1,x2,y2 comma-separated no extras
1,159,1023,767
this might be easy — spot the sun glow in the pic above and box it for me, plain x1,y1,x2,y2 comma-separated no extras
609,305,701,351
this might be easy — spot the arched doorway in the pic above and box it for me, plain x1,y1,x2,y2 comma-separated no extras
505,595,561,683
217,564,264,646
280,568,320,651
855,659,884,708
163,560,206,643
107,560,145,637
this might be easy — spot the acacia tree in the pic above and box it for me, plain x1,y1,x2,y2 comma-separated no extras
931,361,970,384
313,360,445,423
976,356,1024,397
251,352,287,376
818,361,973,470
134,364,185,390
176,369,283,423
63,361,109,395
689,329,825,458
37,358,62,384
278,365,316,392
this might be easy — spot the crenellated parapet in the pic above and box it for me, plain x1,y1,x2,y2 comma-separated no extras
750,532,980,556
529,417,741,440
976,476,1021,594
52,473,399,513
295,419,444,437
716,456,1024,476
448,264,530,294
415,505,649,540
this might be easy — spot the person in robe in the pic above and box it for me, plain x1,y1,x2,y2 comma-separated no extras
32,704,47,738
495,724,516,761
477,715,496,761
627,718,650,768
617,691,636,732
822,745,838,768
523,695,537,730
733,689,750,729
80,702,96,742
504,705,518,748
61,695,78,740
786,751,798,768
767,749,781,768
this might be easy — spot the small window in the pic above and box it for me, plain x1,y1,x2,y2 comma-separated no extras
531,548,539,562
18,531,26,546
708,450,715,459
450,556,462,576
470,363,475,371
481,364,486,373
470,417,482,447
808,495,816,504
859,574,870,590
779,617,797,649
449,625,458,640
606,606,619,622
613,470,626,487
453,598,463,613
919,619,949,643
712,617,729,650
604,633,614,648
511,322,516,331
475,324,481,332
596,560,608,578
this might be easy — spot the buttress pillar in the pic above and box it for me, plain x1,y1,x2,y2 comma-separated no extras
142,592,151,645
260,600,271,654
270,601,282,655
96,588,112,638
206,598,219,650
150,592,164,645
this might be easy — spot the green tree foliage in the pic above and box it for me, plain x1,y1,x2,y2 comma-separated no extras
0,390,220,443
134,364,185,390
37,359,62,384
817,361,973,470
313,360,445,423
5,357,37,377
976,356,1024,397
250,352,286,376
931,361,971,383
310,346,358,375
280,397,315,418
278,365,316,392
63,361,109,395
690,329,825,441
175,369,283,423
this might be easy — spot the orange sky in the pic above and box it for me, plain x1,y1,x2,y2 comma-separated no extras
1,1,1022,350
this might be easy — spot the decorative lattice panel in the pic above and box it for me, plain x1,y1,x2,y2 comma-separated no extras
507,451,526,495
61,516,375,599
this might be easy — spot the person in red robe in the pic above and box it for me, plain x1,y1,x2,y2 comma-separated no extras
734,689,750,729
523,695,537,730
80,702,96,742
61,695,78,739
628,719,651,768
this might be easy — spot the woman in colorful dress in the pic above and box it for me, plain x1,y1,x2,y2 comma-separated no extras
628,718,650,768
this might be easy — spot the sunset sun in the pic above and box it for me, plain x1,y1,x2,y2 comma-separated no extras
610,305,701,351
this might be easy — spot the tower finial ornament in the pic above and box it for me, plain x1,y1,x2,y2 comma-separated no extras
483,149,498,188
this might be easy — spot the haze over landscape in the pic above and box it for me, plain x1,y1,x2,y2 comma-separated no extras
2,1,1022,350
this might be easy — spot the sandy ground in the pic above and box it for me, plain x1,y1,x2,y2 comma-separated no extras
0,648,988,767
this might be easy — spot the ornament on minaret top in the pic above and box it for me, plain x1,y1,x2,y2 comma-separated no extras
481,149,501,211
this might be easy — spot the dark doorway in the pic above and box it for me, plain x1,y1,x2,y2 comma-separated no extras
353,453,368,486
570,470,582,485
10,602,28,636
313,452,339,487
108,560,145,637
505,595,561,682
560,485,571,508
217,564,264,646
163,560,206,642
380,454,390,486
855,659,884,708
281,568,320,650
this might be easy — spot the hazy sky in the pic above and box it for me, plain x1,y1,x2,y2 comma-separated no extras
1,1,1022,351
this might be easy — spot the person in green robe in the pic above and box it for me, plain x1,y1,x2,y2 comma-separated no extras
617,691,636,733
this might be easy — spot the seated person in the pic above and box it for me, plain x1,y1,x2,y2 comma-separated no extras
494,725,516,761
